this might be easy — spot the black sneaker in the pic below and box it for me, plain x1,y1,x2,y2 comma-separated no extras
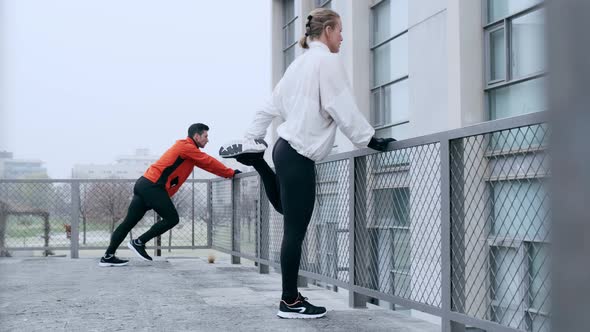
219,139,267,158
277,293,327,319
99,254,129,267
127,239,152,261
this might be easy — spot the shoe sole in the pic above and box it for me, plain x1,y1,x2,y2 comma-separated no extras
276,311,327,319
98,261,129,267
127,242,152,261
219,140,267,158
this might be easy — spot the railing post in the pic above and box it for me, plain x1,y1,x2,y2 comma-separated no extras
231,178,240,264
258,175,269,274
349,156,368,308
155,216,162,257
191,179,195,248
69,181,80,259
207,181,213,248
441,139,464,332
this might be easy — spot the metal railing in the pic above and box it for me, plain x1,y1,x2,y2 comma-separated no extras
0,179,211,258
0,112,549,332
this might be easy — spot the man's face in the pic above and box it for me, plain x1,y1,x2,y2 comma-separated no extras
193,130,209,148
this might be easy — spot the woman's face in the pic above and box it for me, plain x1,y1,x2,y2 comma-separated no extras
326,18,343,53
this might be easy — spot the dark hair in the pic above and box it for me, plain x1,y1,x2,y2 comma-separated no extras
299,8,340,49
188,123,209,137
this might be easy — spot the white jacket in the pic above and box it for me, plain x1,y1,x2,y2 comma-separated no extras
245,41,375,161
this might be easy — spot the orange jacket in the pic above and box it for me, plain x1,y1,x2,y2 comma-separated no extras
144,137,234,197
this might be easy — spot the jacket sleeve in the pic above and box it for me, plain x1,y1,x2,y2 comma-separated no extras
319,55,375,148
244,85,282,139
181,147,235,178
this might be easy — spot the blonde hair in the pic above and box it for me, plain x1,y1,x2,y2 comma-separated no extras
299,8,340,49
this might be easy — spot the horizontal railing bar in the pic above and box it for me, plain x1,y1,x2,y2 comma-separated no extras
2,245,211,251
349,285,443,316
447,311,524,332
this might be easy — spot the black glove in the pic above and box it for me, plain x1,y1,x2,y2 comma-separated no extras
233,169,242,176
367,136,396,151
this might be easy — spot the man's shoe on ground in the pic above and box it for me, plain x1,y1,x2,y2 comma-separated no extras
98,254,129,267
127,239,152,261
277,293,327,319
219,139,267,158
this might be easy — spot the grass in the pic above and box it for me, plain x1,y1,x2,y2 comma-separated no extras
5,216,112,239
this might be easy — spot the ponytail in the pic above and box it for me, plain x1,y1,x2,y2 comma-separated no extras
299,35,309,49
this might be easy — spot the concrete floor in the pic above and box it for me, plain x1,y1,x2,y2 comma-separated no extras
0,250,440,332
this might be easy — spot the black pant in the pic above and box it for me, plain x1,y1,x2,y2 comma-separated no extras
253,138,316,303
105,177,180,255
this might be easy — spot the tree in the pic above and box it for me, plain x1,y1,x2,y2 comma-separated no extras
86,182,132,234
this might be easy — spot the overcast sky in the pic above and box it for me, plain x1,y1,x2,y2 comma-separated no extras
0,0,272,178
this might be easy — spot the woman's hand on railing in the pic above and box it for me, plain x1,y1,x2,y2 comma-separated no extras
367,137,396,152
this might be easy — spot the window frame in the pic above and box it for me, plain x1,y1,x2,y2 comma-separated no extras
282,0,298,73
486,167,550,331
483,2,546,93
369,0,410,131
315,0,332,8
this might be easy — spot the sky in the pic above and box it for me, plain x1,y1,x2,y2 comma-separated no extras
0,0,272,178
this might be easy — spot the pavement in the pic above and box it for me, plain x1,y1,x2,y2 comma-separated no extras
0,250,440,332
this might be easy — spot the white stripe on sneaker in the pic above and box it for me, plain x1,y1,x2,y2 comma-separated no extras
98,261,128,267
276,311,326,319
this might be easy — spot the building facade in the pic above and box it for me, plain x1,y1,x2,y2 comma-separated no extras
268,0,547,329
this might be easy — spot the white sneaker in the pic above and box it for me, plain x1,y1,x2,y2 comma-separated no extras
219,139,268,158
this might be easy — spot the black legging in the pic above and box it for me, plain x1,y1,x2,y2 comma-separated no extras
105,177,180,255
252,137,316,303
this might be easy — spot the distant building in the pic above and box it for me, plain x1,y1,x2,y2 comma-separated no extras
71,148,247,179
0,151,48,179
72,149,159,179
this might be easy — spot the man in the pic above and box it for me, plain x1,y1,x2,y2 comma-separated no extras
99,123,240,267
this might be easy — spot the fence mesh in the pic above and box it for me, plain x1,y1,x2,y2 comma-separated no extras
261,179,283,266
354,143,442,308
450,124,550,332
77,180,135,248
0,179,210,255
211,180,232,251
301,159,350,283
0,181,73,254
233,175,260,257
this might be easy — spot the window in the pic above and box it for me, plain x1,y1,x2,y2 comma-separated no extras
373,187,411,296
282,0,297,73
370,0,409,138
315,0,331,9
488,178,550,332
485,0,546,120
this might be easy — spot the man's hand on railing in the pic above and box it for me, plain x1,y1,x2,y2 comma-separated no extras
233,169,242,177
367,137,396,152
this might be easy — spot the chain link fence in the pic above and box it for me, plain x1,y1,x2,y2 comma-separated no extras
0,113,549,332
450,124,549,332
0,181,73,254
302,159,350,283
354,143,442,307
0,179,210,256
211,179,232,251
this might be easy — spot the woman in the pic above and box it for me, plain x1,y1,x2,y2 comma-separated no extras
220,8,394,319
